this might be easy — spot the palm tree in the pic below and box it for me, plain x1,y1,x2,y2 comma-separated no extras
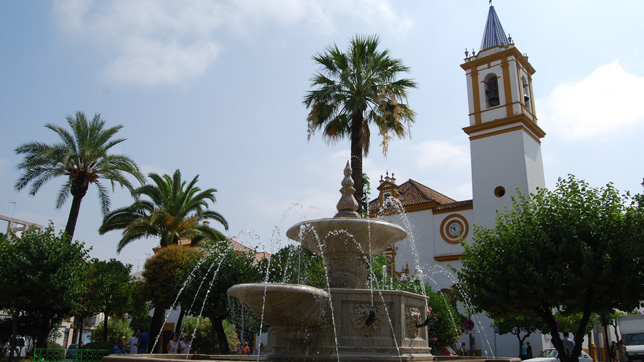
303,34,417,212
99,169,229,253
14,112,144,240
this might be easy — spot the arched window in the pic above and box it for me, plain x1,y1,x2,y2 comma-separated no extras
522,76,532,111
484,73,500,108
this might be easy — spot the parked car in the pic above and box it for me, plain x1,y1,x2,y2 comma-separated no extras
66,344,80,359
525,348,593,362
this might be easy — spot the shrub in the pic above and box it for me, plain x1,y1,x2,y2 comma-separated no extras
91,319,133,345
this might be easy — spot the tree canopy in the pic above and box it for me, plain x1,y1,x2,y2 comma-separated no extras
99,169,228,252
303,34,417,212
458,175,644,362
14,112,144,239
0,225,91,348
179,240,264,355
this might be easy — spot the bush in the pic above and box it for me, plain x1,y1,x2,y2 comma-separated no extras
91,319,133,345
46,342,64,349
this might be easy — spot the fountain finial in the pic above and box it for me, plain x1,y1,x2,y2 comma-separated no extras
335,161,360,218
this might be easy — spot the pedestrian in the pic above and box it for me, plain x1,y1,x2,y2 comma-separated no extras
562,332,575,357
112,338,127,354
179,335,191,354
610,341,618,362
241,341,250,355
126,332,139,354
526,342,533,359
459,342,467,356
619,340,628,362
136,327,149,353
167,333,180,354
520,343,528,360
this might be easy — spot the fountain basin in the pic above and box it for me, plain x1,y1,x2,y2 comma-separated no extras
228,283,330,328
286,218,407,289
286,218,407,257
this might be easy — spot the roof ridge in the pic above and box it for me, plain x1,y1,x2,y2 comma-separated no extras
406,179,456,203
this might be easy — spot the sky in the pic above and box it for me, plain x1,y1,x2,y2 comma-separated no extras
1,0,644,271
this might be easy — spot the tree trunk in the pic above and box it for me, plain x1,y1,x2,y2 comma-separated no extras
9,311,18,362
175,308,186,335
149,308,166,353
213,316,229,355
104,314,109,342
350,113,364,215
77,316,84,346
65,190,86,242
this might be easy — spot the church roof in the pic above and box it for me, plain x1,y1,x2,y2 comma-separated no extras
369,179,458,213
480,5,509,51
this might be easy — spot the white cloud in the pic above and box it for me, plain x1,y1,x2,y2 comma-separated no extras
412,139,469,170
538,61,644,141
52,0,412,86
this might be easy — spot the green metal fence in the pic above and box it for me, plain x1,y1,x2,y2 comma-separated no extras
33,348,111,362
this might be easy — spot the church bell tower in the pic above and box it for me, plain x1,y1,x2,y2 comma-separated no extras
461,5,546,229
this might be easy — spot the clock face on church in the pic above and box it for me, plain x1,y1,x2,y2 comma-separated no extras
440,214,469,244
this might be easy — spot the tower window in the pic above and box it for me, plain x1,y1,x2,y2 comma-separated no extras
522,76,532,111
484,73,500,108
494,186,506,198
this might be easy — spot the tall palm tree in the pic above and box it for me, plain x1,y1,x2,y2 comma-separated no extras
303,34,417,212
14,112,144,240
99,169,228,253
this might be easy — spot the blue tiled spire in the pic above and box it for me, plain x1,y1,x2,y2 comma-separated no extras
480,6,508,51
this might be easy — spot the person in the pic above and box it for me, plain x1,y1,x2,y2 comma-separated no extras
136,327,149,353
112,339,127,354
241,341,250,355
526,342,533,359
619,340,628,362
167,333,180,354
562,332,575,357
459,342,467,356
179,335,191,354
520,343,528,360
126,332,139,354
610,341,618,362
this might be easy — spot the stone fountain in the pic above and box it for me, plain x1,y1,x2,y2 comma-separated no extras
228,162,434,362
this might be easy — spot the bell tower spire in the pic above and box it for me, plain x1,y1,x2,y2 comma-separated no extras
462,5,546,230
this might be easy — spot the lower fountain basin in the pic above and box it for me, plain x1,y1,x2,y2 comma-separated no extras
228,283,330,328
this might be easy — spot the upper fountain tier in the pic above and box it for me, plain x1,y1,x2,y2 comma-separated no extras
286,162,407,288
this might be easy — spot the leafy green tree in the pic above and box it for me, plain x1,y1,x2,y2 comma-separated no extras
91,319,133,345
265,244,326,288
78,259,136,341
180,240,264,355
494,314,545,357
458,175,644,362
14,112,144,240
99,169,228,252
141,245,201,352
0,225,90,348
303,34,417,212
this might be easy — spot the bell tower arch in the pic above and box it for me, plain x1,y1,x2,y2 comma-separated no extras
461,5,546,229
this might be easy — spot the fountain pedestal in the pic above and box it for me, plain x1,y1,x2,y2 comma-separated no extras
228,163,435,362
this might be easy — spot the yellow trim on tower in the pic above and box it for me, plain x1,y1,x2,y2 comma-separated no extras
501,60,513,116
463,113,545,141
434,254,466,262
471,68,481,125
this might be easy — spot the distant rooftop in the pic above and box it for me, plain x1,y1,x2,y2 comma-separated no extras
480,5,509,51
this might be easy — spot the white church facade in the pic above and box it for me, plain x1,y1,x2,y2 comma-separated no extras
369,5,554,358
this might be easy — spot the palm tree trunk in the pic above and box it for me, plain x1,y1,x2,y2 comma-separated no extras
351,113,364,214
65,188,87,241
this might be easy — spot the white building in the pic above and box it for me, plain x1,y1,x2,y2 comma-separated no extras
369,5,553,359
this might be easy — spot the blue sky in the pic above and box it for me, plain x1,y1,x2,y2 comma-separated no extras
2,0,644,270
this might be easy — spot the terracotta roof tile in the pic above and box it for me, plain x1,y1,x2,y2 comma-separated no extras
369,179,460,213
